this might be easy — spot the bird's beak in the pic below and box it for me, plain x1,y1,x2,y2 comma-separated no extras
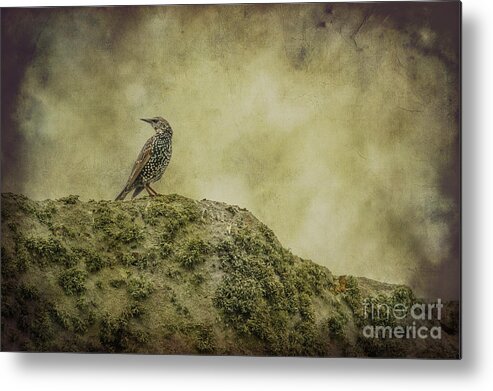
140,118,153,124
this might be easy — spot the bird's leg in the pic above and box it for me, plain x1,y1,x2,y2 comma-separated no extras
147,184,161,196
145,185,157,197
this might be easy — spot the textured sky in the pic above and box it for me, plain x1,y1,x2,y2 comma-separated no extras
1,3,460,299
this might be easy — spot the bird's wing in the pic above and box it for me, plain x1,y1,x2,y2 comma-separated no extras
124,136,154,190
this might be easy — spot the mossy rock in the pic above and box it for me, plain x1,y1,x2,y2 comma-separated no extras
0,193,459,358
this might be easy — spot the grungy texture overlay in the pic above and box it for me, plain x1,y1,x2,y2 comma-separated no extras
1,3,460,299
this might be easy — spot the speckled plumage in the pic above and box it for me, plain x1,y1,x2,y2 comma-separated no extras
116,117,173,200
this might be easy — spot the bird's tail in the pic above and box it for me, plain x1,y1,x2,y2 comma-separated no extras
115,187,130,201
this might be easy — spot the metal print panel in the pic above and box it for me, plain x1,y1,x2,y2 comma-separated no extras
0,2,461,358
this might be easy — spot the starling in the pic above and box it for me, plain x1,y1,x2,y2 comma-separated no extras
115,117,173,200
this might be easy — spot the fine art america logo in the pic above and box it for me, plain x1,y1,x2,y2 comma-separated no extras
361,298,443,340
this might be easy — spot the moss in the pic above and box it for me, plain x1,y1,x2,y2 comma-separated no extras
99,305,148,352
159,240,173,258
357,286,417,328
214,273,264,323
85,255,107,273
258,223,278,245
57,195,80,204
24,236,76,267
343,284,421,357
115,225,144,244
92,205,117,230
34,204,57,227
73,248,108,273
6,193,35,216
124,303,145,319
169,291,191,316
127,275,155,300
50,223,78,239
49,306,72,330
160,323,174,339
75,297,92,312
143,197,200,228
3,284,58,351
109,278,126,289
290,320,324,356
327,314,347,339
121,251,158,270
231,228,274,256
277,272,302,314
213,241,233,267
19,284,40,301
28,312,55,346
191,272,205,286
161,219,183,242
298,293,315,322
162,320,203,348
391,286,416,307
176,238,210,270
99,314,130,352
58,268,87,296
296,260,334,294
1,246,28,279
214,271,293,354
93,206,143,245
194,323,216,353
338,276,363,317
72,317,89,334
165,265,182,280
213,227,332,354
173,303,190,317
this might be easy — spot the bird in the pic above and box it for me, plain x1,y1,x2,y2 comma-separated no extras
115,116,173,200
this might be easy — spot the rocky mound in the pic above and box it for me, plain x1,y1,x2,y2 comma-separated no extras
0,193,459,357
